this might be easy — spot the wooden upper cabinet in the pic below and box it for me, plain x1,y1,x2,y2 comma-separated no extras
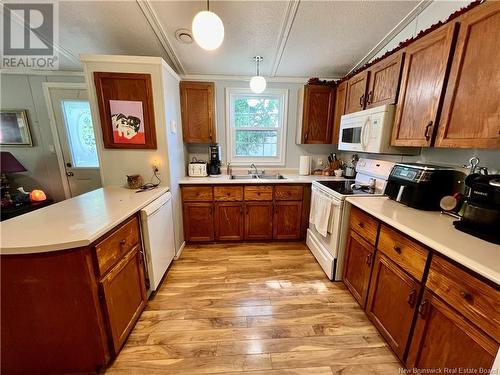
366,50,404,108
407,289,498,370
332,80,348,144
436,2,500,149
299,85,335,144
392,22,458,147
345,70,369,114
180,81,215,143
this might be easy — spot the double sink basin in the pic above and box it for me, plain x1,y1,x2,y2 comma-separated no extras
230,174,286,180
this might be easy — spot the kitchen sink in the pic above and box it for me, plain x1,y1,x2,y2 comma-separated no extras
230,175,259,180
230,174,286,180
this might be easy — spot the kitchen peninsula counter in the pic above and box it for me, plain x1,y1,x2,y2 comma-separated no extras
0,186,169,254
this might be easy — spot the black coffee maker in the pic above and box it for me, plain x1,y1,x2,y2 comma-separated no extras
208,145,221,176
454,174,500,244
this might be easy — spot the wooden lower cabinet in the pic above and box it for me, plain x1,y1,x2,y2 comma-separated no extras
215,202,244,241
407,289,498,369
183,202,214,241
245,202,273,240
181,184,308,242
366,253,421,360
343,230,374,308
273,201,302,240
100,245,147,354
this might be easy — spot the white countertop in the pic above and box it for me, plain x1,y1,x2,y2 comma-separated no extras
346,196,500,285
179,174,349,184
0,186,170,255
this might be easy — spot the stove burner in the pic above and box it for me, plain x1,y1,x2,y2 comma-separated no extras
317,180,377,195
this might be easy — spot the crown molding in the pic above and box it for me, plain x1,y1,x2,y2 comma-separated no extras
180,74,340,83
270,0,301,77
136,0,186,75
0,68,84,76
348,0,433,73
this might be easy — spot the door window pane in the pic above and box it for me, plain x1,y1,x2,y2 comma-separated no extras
61,100,99,168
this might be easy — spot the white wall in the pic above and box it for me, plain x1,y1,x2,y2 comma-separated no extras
187,79,337,171
372,1,471,60
81,56,172,188
0,73,84,201
161,64,187,252
81,55,186,251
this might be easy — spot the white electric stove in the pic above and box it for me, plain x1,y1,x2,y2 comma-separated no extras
306,158,395,280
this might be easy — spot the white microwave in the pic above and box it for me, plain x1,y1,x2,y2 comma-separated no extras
338,104,418,155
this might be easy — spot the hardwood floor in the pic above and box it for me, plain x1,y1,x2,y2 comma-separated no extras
105,242,400,374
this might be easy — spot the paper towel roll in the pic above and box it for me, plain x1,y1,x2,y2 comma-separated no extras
299,155,311,175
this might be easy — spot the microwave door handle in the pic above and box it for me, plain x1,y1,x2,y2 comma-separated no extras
360,119,369,150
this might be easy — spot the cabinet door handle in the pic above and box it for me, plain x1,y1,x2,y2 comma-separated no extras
367,90,373,105
359,94,365,107
459,290,472,300
358,222,365,228
366,253,372,266
119,239,126,246
304,132,309,141
393,245,402,254
407,289,417,307
418,299,429,318
424,121,433,141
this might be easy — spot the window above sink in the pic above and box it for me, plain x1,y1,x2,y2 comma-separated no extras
226,88,288,166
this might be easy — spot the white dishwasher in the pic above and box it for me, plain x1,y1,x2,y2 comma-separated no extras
140,191,175,293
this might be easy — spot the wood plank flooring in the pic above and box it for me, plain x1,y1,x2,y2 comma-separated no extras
105,242,400,374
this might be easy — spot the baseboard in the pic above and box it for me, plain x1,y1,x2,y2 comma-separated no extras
174,241,186,260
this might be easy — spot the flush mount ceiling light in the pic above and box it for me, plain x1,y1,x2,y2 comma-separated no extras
192,0,224,51
249,56,266,94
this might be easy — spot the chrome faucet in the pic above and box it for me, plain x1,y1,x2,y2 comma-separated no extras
249,163,258,175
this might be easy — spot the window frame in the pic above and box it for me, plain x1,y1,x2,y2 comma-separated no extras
225,87,288,166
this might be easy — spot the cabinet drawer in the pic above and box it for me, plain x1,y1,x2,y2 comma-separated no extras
182,186,213,201
349,206,379,246
274,185,304,201
244,186,273,201
95,216,140,277
214,186,243,201
378,224,429,281
426,256,500,342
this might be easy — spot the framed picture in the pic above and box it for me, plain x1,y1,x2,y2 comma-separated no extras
94,72,157,149
0,110,33,146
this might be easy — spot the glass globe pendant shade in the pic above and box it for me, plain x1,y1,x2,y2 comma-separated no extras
192,10,224,51
250,75,266,94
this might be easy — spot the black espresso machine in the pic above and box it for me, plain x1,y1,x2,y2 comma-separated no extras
384,163,456,210
454,174,500,244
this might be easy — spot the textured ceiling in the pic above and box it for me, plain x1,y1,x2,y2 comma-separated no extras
55,0,421,77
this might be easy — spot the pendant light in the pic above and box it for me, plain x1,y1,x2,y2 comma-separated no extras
249,56,266,94
192,0,224,51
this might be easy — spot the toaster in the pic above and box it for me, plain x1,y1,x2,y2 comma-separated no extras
188,160,208,177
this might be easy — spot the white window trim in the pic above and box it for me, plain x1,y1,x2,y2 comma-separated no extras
225,87,288,166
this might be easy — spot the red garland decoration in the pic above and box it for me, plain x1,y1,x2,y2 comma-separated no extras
307,0,483,85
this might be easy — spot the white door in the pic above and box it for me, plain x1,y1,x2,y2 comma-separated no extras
47,87,101,197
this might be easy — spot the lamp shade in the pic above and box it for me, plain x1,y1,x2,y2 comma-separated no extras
1,152,26,173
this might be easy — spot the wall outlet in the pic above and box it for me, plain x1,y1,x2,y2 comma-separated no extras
317,158,324,168
152,161,160,174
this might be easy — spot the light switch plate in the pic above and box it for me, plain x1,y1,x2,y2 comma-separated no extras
170,119,176,134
